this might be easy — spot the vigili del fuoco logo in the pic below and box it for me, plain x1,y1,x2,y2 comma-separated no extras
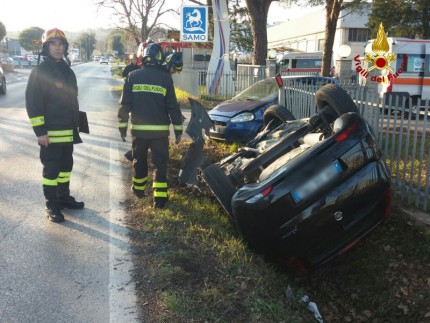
354,23,407,84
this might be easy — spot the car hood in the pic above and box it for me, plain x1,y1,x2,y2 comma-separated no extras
209,100,265,118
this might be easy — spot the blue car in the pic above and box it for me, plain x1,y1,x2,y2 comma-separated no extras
208,76,341,142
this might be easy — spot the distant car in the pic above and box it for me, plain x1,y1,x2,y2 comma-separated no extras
12,56,32,68
208,76,341,142
99,57,109,64
0,66,6,95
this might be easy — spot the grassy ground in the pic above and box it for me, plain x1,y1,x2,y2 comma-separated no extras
123,141,430,323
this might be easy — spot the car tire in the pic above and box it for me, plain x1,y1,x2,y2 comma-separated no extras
202,163,235,219
263,104,295,127
0,78,6,95
316,84,359,123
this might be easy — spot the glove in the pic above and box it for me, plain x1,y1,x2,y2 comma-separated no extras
175,134,182,144
119,127,127,142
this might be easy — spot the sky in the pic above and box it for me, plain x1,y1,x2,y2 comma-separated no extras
1,0,315,35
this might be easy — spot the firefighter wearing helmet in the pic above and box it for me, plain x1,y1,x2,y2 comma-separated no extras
164,53,183,74
25,28,85,222
118,43,183,208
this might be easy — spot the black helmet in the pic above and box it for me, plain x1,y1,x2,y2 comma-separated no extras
164,53,183,72
142,43,165,67
41,27,69,56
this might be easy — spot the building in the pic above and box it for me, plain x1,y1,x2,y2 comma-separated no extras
267,5,370,81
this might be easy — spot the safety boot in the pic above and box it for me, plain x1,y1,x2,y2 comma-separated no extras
46,202,65,223
58,195,85,209
153,197,167,209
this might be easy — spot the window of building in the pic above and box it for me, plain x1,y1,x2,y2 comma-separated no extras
348,28,369,42
317,39,325,51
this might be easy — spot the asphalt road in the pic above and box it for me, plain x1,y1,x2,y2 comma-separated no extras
0,63,141,322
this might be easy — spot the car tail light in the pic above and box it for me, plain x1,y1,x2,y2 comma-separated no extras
384,187,392,218
245,186,272,204
334,123,357,142
275,74,283,88
336,238,360,256
286,256,309,274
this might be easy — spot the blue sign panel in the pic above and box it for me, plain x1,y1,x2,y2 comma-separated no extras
181,6,208,42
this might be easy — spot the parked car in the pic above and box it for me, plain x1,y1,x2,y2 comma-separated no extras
99,57,109,64
0,66,6,95
190,83,391,272
208,75,341,142
12,56,33,68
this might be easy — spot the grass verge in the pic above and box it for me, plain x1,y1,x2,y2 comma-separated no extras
124,141,430,322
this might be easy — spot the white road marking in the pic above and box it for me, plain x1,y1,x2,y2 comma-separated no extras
109,143,139,322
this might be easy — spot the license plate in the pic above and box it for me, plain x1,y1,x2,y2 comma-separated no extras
291,160,343,204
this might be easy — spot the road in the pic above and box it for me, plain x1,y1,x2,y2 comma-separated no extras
0,63,141,322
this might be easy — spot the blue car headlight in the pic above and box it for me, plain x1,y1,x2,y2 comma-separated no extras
231,112,255,123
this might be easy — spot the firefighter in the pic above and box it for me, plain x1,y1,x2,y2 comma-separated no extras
118,43,183,208
25,28,84,223
163,52,183,75
121,54,140,78
123,52,184,162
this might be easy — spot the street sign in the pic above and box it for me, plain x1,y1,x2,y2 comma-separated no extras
181,6,208,42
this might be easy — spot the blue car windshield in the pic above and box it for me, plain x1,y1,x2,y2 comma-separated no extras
234,79,278,102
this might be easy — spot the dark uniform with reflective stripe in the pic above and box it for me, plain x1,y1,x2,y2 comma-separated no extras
118,65,183,205
25,56,82,204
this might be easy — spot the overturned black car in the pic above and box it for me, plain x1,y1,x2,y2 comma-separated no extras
182,82,391,273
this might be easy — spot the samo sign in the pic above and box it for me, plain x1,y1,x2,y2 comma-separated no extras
181,6,208,42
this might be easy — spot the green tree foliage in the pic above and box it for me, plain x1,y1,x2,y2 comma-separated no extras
229,1,253,53
368,0,430,38
75,33,97,61
18,27,44,52
0,21,6,42
108,31,125,58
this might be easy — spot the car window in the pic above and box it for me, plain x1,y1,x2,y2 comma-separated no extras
234,80,278,102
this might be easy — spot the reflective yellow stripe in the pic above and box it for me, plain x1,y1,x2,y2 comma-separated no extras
118,122,128,128
47,130,73,143
133,185,145,191
174,125,183,131
57,172,71,183
132,177,148,184
132,84,167,96
154,191,168,197
131,124,169,131
30,116,45,127
48,130,73,136
49,136,74,143
153,182,167,188
42,178,57,186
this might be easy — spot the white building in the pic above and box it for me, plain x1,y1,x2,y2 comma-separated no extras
267,6,370,80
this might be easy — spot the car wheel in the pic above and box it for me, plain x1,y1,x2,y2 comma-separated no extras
202,163,236,219
263,104,295,128
0,78,6,95
316,84,359,123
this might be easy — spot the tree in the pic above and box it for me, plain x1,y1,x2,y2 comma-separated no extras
299,0,366,76
245,0,277,65
107,30,126,58
229,1,253,53
0,22,6,42
75,32,97,61
18,27,44,52
95,0,177,46
368,0,430,38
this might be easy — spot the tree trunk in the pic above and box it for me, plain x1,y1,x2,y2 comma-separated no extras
322,0,342,76
246,0,273,65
